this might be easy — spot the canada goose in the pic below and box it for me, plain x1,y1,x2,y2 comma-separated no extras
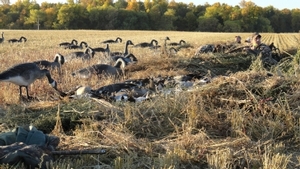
91,82,137,98
110,40,134,56
101,37,122,44
133,39,158,48
66,41,88,49
8,36,27,43
124,78,151,87
0,32,4,44
92,43,110,55
72,57,127,79
169,47,178,55
173,73,204,82
168,40,186,46
149,45,161,50
33,53,65,71
195,44,216,55
0,62,65,99
59,39,78,48
161,36,170,55
111,53,138,64
65,47,95,62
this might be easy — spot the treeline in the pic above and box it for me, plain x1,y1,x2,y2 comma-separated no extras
0,0,300,32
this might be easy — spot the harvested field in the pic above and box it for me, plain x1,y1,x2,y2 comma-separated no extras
0,30,300,168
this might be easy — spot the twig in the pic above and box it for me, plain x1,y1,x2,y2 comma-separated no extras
282,50,294,57
91,98,123,111
218,98,252,104
52,149,106,155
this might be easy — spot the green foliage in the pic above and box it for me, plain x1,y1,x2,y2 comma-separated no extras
0,0,298,31
56,4,88,29
114,0,127,9
197,16,220,32
223,20,242,32
291,9,300,32
24,9,46,29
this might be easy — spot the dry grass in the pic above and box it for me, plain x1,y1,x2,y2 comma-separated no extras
0,30,300,168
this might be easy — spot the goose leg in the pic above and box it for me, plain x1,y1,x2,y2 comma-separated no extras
25,86,31,99
19,86,23,98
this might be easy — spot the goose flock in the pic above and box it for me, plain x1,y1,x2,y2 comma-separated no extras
0,33,204,103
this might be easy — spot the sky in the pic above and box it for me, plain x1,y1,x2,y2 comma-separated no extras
9,0,300,10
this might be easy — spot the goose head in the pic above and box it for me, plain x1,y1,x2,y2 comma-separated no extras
54,53,65,65
71,39,78,45
126,40,134,46
116,37,122,43
151,39,158,46
180,40,186,44
114,57,127,69
80,41,88,48
20,36,27,42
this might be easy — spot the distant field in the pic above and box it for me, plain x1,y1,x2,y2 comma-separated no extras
0,30,299,102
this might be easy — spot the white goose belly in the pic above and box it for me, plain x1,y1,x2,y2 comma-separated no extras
3,76,33,86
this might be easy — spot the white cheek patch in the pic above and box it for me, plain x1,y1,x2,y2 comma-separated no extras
50,81,57,88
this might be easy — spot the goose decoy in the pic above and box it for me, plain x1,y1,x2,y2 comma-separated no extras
149,45,161,50
173,73,204,82
124,77,151,88
111,53,138,64
65,47,95,62
91,43,110,56
133,39,158,48
8,36,27,43
195,44,216,55
168,47,178,55
110,40,134,56
101,37,122,44
72,57,127,79
0,32,4,44
59,39,78,48
91,82,138,99
66,41,88,49
33,53,65,71
0,62,66,99
168,40,186,46
161,36,170,55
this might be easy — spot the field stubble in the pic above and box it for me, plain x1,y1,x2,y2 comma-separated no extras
0,30,299,168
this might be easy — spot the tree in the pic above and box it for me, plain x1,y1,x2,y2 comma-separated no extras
223,20,242,32
144,0,151,12
114,0,127,9
56,4,88,29
147,4,162,30
197,16,220,32
185,11,198,31
25,9,46,29
172,2,190,31
126,0,139,11
44,7,58,29
291,9,300,32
